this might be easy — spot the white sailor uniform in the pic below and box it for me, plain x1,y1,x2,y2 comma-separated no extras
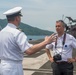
0,23,33,75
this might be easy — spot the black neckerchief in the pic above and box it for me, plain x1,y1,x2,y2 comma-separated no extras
16,28,23,32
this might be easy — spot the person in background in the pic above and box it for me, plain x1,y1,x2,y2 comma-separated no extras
46,20,76,75
0,7,56,75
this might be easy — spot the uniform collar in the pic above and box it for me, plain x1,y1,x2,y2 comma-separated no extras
61,34,64,38
7,23,18,28
58,34,64,39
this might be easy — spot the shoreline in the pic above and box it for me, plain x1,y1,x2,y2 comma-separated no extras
28,39,44,44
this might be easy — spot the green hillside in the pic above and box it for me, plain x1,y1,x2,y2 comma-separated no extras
0,19,54,35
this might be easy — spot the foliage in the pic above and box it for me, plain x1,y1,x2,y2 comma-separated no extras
0,19,54,35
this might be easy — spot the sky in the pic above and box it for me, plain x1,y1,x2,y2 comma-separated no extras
0,0,76,32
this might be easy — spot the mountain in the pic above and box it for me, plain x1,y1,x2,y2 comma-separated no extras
0,19,54,35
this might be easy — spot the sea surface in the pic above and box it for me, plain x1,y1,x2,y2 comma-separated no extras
27,35,47,41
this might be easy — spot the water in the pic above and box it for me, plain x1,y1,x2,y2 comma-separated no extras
27,35,47,41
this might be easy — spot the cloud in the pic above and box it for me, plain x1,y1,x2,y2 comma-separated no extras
0,0,76,32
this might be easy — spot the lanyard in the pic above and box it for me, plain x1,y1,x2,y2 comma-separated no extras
55,33,66,49
54,33,66,55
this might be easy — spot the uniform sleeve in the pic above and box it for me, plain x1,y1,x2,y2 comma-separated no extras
71,36,76,48
16,32,33,52
46,43,53,50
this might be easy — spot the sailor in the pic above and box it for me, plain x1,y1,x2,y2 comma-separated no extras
0,6,56,75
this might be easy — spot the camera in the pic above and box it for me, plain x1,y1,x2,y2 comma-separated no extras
53,54,62,62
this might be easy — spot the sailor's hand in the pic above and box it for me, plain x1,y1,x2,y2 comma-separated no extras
45,33,56,44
